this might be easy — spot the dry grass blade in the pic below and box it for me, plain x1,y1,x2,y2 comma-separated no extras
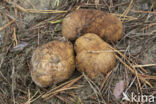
132,10,156,14
132,63,148,73
138,75,156,80
122,0,133,15
4,1,67,14
113,13,137,21
42,75,83,100
69,92,84,104
27,9,67,14
63,75,83,88
133,64,156,68
25,90,42,104
135,69,142,93
26,88,31,104
121,0,133,21
100,71,112,91
0,19,15,32
141,23,156,31
94,0,99,8
28,94,43,104
25,0,36,9
11,60,16,104
13,27,18,46
43,86,83,100
55,95,70,104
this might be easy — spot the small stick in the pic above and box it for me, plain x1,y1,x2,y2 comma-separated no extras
26,0,36,9
100,71,112,91
121,0,134,21
26,88,31,104
133,64,156,68
0,20,15,32
13,27,18,46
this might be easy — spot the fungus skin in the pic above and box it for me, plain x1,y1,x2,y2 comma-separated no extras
31,40,75,87
75,33,116,78
62,9,123,42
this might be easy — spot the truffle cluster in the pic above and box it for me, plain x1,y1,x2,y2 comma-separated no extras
30,9,123,87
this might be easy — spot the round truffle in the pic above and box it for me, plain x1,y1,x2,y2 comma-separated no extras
62,9,123,42
31,40,75,87
75,33,116,78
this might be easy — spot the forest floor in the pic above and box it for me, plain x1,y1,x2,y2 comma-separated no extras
0,0,156,104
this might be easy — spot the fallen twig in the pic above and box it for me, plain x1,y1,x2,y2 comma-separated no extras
0,20,15,32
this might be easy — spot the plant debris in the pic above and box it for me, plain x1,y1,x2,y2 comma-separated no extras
0,0,156,104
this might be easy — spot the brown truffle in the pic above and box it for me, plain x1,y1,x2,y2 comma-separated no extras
75,33,116,78
31,40,75,87
62,9,123,42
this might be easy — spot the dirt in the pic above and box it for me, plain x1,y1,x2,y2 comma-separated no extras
0,0,156,104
